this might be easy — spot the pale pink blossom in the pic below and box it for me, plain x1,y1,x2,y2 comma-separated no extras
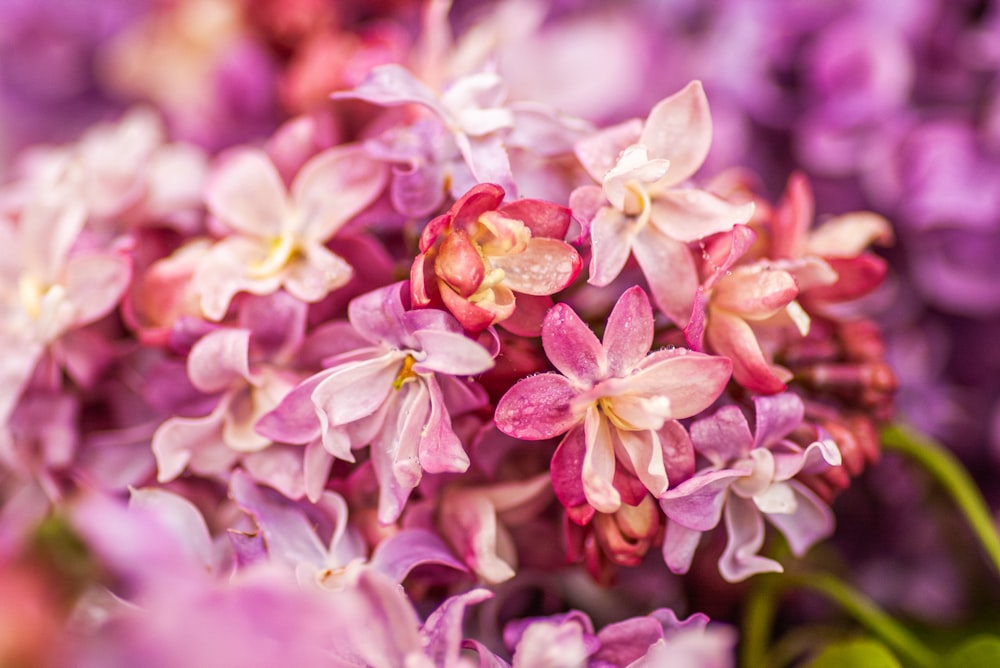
571,81,754,325
192,143,387,321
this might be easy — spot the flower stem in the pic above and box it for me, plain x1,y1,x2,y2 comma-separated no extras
783,572,938,668
740,573,780,667
881,423,1000,579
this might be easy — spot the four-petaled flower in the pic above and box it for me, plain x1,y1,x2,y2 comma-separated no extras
495,286,732,518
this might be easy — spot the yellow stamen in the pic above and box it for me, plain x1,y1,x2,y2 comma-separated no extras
392,355,419,390
248,232,299,279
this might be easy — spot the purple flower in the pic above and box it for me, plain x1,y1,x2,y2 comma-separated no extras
257,282,494,522
660,393,841,582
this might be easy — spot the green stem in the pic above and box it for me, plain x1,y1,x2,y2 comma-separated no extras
784,572,938,668
881,423,1000,579
740,573,781,668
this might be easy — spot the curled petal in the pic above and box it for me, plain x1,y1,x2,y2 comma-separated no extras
412,329,495,376
369,528,467,584
498,198,572,239
582,407,621,513
806,211,894,258
311,354,400,426
766,481,835,556
437,229,486,298
718,496,783,582
706,310,789,395
662,521,702,574
418,378,471,474
574,118,643,183
691,405,753,466
187,328,252,394
615,429,668,498
752,393,805,449
659,467,746,532
712,266,799,320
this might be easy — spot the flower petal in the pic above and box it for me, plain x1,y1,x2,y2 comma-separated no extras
659,467,745,531
542,303,606,386
718,496,783,582
495,373,582,440
766,481,835,556
311,353,400,426
291,144,387,242
662,520,702,574
187,328,253,394
603,286,654,376
640,81,712,184
631,225,698,326
412,329,494,376
582,407,621,513
648,189,753,243
282,244,353,303
690,405,754,467
627,350,732,420
587,206,637,287
705,309,789,394
493,237,581,296
206,147,289,237
616,428,668,498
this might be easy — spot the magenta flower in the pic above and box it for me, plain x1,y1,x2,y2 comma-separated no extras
411,182,581,334
659,393,841,582
495,286,731,518
192,143,387,320
257,282,495,523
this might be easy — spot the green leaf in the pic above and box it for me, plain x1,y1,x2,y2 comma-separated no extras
944,635,1000,668
804,639,901,668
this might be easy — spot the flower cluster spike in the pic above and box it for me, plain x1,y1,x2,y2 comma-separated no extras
0,1,912,665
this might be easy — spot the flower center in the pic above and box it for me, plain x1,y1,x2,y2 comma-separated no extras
248,231,299,279
392,354,419,390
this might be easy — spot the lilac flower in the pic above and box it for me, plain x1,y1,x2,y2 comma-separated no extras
192,142,387,321
570,81,754,325
257,282,495,523
477,607,736,667
495,286,731,518
659,393,841,582
228,469,466,588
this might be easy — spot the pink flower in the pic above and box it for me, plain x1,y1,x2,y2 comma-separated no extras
411,182,581,334
571,81,754,325
495,286,731,519
659,393,841,582
192,143,387,320
257,282,495,523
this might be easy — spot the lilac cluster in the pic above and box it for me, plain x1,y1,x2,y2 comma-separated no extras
14,0,996,665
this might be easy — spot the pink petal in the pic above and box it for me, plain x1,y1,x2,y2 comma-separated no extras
658,420,696,484
806,211,894,258
495,373,582,440
501,293,550,337
640,81,712,184
603,286,654,376
498,198,573,239
574,118,643,184
542,303,607,386
292,145,387,242
659,468,745,531
712,266,798,320
438,492,515,583
283,243,353,303
493,237,581,296
128,487,215,573
62,252,132,326
587,206,637,287
632,225,697,326
582,407,621,513
550,427,590,518
662,520,702,574
705,310,788,394
333,63,442,112
437,229,486,297
627,350,732,419
648,190,753,243
615,429,668,498
311,353,400,426
766,482,835,556
205,147,289,237
418,378,470,474
718,496,783,582
370,528,468,584
151,411,222,483
254,370,333,444
752,393,805,449
412,329,495,376
187,328,252,394
422,588,494,668
691,405,754,466
347,282,409,348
